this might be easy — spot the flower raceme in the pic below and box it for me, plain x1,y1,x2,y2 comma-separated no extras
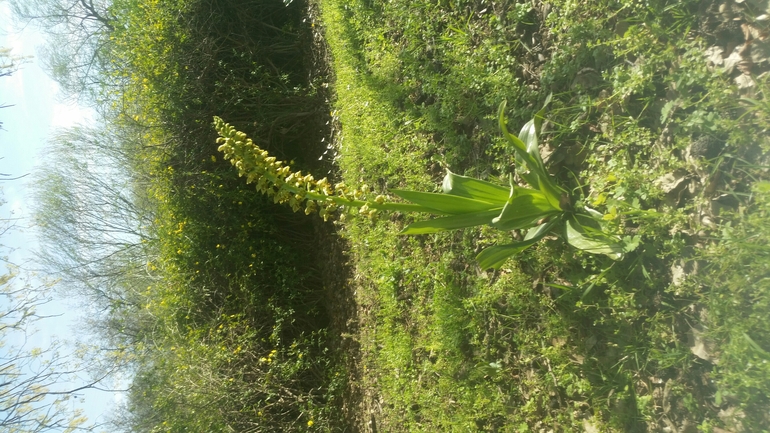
214,116,428,222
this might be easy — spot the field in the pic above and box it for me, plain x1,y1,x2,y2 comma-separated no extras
20,0,770,431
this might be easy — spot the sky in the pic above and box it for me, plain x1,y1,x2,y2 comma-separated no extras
0,2,123,429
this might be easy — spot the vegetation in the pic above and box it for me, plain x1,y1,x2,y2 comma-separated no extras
19,0,343,431
4,0,768,431
316,0,770,430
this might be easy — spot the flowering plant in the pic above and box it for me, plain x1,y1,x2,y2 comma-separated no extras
214,100,637,269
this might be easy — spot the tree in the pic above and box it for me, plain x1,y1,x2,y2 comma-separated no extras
0,48,30,130
1,270,86,433
32,123,158,350
0,192,114,432
8,0,116,103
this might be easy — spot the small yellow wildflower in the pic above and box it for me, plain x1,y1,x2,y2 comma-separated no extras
307,420,314,427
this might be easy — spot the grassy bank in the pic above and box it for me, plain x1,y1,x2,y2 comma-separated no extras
118,0,348,428
33,0,348,430
315,0,770,430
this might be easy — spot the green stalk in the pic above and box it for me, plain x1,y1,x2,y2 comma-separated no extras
260,169,434,213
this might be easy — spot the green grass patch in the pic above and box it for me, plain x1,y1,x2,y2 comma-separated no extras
318,0,770,430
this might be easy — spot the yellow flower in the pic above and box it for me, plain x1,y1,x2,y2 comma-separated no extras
307,420,314,427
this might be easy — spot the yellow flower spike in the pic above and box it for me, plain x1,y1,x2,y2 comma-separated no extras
214,117,426,223
368,209,379,222
305,200,318,215
289,197,301,212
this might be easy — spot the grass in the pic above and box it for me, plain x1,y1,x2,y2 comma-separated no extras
313,0,770,430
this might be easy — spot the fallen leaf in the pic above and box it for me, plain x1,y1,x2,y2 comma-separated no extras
735,74,756,97
724,46,744,73
656,171,688,194
688,326,718,363
706,45,724,66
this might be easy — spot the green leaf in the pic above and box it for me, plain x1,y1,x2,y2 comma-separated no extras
519,120,544,166
441,171,510,204
498,101,528,155
476,220,555,269
476,242,539,269
500,108,541,185
519,119,565,210
499,101,564,209
491,188,559,231
390,189,498,214
399,210,501,235
564,216,625,259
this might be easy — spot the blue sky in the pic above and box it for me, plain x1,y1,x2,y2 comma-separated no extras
1,2,122,429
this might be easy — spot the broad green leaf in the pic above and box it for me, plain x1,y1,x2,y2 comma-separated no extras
499,106,539,187
491,189,559,231
514,155,542,190
523,217,559,240
499,101,564,209
476,220,555,269
399,209,501,234
476,242,539,269
390,189,498,214
499,102,544,181
519,120,544,166
564,217,624,259
441,171,509,204
519,119,564,210
498,101,528,155
516,121,539,185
